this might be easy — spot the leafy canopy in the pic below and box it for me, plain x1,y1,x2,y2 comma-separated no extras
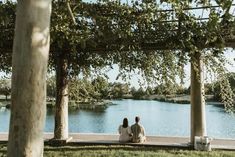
0,0,234,109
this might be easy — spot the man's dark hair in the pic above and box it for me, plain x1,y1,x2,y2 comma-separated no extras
135,116,140,123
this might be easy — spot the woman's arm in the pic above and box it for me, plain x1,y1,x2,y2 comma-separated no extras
118,125,122,134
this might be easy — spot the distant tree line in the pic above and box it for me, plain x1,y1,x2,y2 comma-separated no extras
46,72,235,102
1,72,235,102
204,72,235,101
0,78,11,100
46,76,130,102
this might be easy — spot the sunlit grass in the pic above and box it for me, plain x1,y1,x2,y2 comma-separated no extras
43,145,235,157
1,144,235,157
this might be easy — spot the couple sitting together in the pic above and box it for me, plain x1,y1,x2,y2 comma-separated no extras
118,116,146,143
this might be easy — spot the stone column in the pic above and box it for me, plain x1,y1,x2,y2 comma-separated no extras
190,52,207,145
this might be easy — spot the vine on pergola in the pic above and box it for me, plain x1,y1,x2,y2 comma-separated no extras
50,0,183,84
0,0,235,110
59,0,235,109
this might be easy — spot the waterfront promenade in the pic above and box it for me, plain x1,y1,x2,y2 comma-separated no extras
0,133,235,150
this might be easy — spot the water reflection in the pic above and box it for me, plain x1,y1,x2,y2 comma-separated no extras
0,107,10,132
1,99,235,138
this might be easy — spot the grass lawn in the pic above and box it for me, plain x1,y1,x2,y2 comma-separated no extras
1,144,235,157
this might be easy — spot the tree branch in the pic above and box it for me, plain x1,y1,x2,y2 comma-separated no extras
66,0,77,25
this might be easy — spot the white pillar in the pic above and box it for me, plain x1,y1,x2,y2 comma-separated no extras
190,52,207,144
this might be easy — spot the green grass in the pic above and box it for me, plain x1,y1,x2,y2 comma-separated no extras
1,144,235,157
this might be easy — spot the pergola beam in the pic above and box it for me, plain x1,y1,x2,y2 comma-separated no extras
1,38,234,53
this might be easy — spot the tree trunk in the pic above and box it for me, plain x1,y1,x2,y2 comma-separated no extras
190,52,207,145
7,0,51,156
53,55,69,139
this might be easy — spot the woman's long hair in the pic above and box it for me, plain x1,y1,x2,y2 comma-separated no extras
122,118,128,128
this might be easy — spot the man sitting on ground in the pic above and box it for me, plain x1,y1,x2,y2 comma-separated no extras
131,116,146,143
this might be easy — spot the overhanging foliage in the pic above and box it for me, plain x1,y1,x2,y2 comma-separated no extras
0,0,234,110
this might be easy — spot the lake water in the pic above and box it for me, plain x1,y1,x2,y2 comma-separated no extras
1,99,235,138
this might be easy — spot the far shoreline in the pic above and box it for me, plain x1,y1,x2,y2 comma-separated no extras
122,94,223,105
0,94,224,110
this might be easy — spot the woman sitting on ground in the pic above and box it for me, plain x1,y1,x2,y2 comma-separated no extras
118,118,132,142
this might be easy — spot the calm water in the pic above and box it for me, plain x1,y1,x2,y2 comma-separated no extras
1,99,235,138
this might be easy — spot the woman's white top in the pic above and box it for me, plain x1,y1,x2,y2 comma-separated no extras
118,125,132,142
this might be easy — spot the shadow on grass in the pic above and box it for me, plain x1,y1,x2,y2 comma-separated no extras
44,145,191,153
0,143,7,156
